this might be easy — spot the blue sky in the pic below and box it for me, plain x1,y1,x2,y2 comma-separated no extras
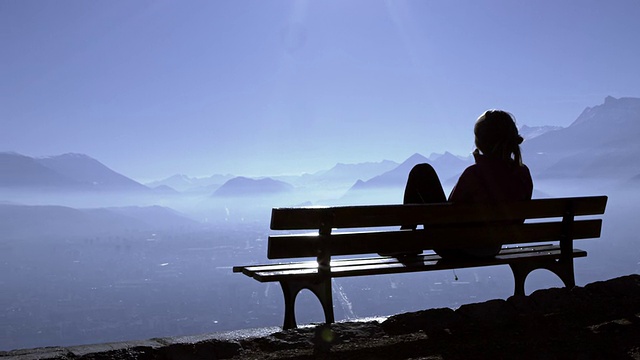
2,0,639,181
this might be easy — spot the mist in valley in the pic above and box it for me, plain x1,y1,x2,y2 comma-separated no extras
2,103,640,350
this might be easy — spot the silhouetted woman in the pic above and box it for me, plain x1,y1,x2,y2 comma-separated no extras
400,110,533,258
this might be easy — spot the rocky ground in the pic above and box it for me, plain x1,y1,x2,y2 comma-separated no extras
2,274,640,360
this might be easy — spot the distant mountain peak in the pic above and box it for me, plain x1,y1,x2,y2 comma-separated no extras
0,152,148,192
403,153,429,164
164,174,194,183
146,173,234,193
43,153,92,159
571,96,640,127
519,124,563,140
440,151,459,159
212,176,294,197
425,152,471,163
0,152,77,188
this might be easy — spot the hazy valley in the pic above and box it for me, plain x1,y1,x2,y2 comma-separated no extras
1,96,640,351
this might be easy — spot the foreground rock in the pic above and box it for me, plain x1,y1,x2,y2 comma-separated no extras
2,275,639,359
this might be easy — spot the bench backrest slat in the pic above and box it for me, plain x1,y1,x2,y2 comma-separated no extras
267,219,603,259
270,196,607,230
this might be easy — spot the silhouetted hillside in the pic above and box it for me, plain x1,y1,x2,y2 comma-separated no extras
523,96,640,180
0,152,80,188
293,160,399,187
518,124,562,140
212,177,294,197
344,152,471,201
0,152,149,193
430,152,474,185
146,173,233,193
150,184,181,195
351,153,430,190
525,96,640,154
36,153,149,192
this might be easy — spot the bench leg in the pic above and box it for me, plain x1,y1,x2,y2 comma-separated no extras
279,279,334,330
509,259,576,296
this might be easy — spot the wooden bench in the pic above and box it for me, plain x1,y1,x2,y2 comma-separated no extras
233,195,607,329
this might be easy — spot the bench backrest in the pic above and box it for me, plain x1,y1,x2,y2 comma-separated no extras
267,196,608,260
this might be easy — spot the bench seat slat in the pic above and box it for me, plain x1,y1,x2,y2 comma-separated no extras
233,244,563,275
248,247,587,282
233,256,403,275
267,219,602,259
270,196,607,230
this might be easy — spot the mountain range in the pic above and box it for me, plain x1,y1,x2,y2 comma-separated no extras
145,173,234,193
1,96,639,210
353,152,471,189
522,96,640,180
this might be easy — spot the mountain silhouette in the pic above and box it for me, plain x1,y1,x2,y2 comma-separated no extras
430,152,474,185
518,124,562,140
523,96,640,179
212,176,294,197
352,153,430,190
524,96,640,155
337,152,471,205
150,184,181,195
0,152,80,188
36,153,149,192
4,96,639,205
0,152,149,192
146,173,233,193
348,152,471,192
304,160,399,185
